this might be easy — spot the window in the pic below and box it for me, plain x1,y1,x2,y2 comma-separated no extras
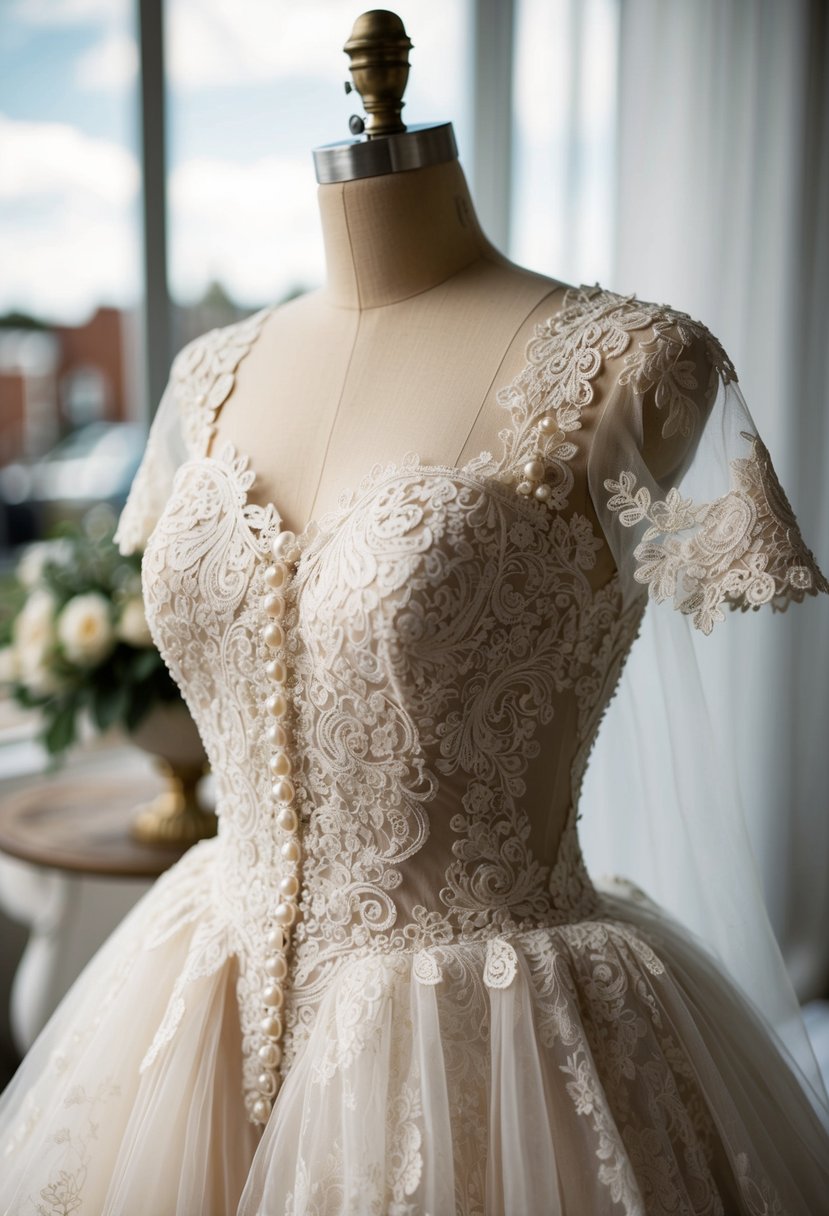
164,0,473,342
510,0,619,286
0,0,619,556
0,0,142,481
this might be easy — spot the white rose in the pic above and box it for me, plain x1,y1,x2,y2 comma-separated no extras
17,539,72,589
13,589,57,654
0,645,19,684
57,593,115,666
117,597,153,648
18,648,65,696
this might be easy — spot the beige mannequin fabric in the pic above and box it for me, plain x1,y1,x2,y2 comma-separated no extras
209,160,565,532
209,157,703,595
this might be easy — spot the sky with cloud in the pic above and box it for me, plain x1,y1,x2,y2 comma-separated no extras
0,0,473,323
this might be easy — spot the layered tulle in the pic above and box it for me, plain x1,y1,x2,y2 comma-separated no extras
0,843,256,1215
1,848,827,1216
240,897,829,1215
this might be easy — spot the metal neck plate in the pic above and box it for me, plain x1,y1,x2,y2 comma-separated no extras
313,123,458,185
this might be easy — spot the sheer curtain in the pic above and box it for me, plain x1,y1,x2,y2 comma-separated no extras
606,0,829,1001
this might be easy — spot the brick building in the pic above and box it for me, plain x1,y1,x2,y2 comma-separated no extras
0,306,137,463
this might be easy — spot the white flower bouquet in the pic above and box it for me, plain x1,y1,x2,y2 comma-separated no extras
0,522,181,758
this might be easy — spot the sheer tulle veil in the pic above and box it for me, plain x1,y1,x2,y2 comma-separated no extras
580,361,829,1113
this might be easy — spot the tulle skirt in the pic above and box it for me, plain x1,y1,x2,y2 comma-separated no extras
1,842,828,1215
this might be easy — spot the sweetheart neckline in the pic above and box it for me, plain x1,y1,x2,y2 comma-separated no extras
195,282,627,552
198,440,557,568
200,309,523,550
167,282,649,573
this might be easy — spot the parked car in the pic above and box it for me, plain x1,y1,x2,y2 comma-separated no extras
0,422,145,549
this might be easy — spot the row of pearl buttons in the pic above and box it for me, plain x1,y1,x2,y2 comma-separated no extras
250,528,302,1126
515,411,563,503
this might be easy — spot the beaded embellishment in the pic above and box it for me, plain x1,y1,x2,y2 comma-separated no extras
513,409,578,507
248,527,303,1123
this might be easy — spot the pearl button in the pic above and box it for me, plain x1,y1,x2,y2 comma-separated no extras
262,984,284,1008
258,1041,282,1067
276,806,298,833
266,658,287,684
261,1013,282,1038
534,483,552,502
274,901,296,927
269,751,292,777
263,622,285,649
279,874,299,898
265,563,288,590
264,593,285,619
272,777,295,803
537,412,557,434
516,480,534,496
267,723,288,748
195,393,206,406
266,693,288,718
265,953,288,979
257,1071,277,1095
281,838,301,862
271,531,298,561
523,458,545,482
267,927,286,951
252,1097,271,1122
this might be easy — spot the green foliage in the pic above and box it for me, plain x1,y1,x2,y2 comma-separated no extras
3,518,182,759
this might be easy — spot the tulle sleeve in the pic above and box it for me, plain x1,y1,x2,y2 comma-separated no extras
113,363,191,557
579,301,829,1109
587,314,828,631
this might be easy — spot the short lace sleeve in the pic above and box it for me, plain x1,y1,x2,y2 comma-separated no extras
587,301,828,634
113,363,190,556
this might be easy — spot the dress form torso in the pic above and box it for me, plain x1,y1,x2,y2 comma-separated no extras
208,159,575,537
5,145,829,1215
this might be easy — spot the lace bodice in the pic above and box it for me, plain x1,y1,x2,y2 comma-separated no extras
117,285,827,1125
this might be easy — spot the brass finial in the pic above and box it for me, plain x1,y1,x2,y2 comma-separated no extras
313,8,457,183
343,10,413,138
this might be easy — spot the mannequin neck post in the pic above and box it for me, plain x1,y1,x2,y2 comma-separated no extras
317,159,497,310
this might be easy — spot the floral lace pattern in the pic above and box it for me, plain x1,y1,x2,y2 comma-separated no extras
104,286,815,1212
618,310,735,439
605,431,829,633
34,1079,122,1216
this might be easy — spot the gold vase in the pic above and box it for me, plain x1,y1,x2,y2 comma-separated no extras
129,702,216,847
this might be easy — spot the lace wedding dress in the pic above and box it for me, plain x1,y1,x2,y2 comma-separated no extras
2,286,828,1215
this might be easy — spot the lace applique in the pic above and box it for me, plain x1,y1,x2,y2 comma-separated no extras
618,311,736,439
113,309,273,558
490,284,740,521
140,912,233,1072
387,1082,424,1212
482,938,518,989
523,921,726,1211
604,431,829,633
492,285,660,503
412,950,442,986
35,1079,122,1216
174,307,274,458
735,1153,785,1216
310,955,408,1089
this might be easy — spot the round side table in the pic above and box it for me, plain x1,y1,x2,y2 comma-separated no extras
0,746,204,1053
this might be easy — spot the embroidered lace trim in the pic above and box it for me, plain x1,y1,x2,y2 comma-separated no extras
605,431,829,634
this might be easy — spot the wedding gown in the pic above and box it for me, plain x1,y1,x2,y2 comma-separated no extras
2,285,828,1215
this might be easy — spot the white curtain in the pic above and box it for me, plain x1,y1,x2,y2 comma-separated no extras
609,0,829,1000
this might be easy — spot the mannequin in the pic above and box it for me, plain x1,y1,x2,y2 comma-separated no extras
208,160,566,535
207,13,693,592
2,12,828,1213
